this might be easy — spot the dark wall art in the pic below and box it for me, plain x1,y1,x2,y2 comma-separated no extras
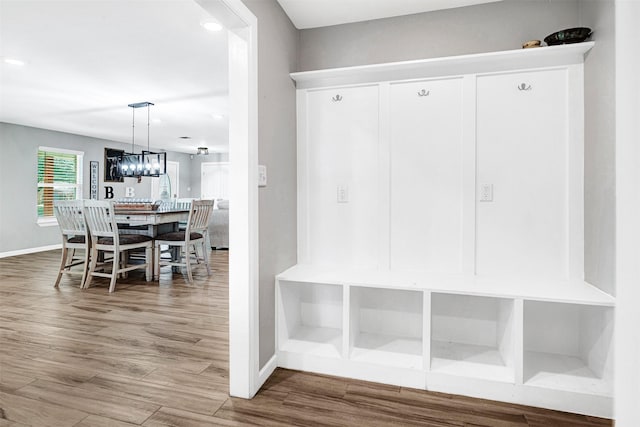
104,148,123,182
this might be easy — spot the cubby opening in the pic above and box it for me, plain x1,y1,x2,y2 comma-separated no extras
431,293,515,382
349,287,423,369
524,301,613,395
278,281,343,358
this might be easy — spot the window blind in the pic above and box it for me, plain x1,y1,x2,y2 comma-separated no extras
37,150,81,218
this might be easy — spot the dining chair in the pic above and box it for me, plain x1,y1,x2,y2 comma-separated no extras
173,198,213,251
83,200,153,292
175,198,194,230
154,199,214,283
53,200,90,288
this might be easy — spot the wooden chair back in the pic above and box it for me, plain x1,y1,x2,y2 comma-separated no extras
186,199,214,235
54,200,87,238
83,200,118,241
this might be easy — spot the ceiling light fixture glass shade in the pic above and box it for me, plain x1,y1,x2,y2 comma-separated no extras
117,102,166,180
201,21,223,32
4,58,25,66
197,147,209,155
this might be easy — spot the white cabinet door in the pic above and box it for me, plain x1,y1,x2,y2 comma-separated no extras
304,85,380,268
389,78,464,272
476,69,569,278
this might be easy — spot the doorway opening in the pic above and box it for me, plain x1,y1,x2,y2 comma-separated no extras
202,161,230,249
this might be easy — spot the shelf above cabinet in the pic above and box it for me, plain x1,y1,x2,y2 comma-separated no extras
290,42,594,89
277,265,615,306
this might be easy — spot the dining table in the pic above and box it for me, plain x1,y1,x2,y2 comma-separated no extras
114,206,190,279
114,207,189,237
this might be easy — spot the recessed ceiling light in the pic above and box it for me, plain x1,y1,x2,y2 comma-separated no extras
211,113,224,120
201,21,223,32
4,58,25,66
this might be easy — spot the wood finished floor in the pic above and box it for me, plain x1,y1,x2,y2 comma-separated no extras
0,250,612,427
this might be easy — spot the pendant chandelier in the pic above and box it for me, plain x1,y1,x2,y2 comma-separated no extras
118,101,166,180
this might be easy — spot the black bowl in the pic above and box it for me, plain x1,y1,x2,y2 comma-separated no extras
544,27,592,45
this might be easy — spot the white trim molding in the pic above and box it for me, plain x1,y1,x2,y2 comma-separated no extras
0,244,62,259
290,42,594,89
258,354,278,388
195,0,261,399
615,1,640,425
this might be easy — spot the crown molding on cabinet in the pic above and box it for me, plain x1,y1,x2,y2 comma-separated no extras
290,42,594,89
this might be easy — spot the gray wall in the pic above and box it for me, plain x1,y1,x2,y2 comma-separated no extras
580,0,616,296
241,0,299,368
0,122,192,254
299,0,579,71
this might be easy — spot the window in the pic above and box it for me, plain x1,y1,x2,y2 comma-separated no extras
37,147,83,224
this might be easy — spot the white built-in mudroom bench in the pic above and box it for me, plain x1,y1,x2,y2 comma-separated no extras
276,42,614,418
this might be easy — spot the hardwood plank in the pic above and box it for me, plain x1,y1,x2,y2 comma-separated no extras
525,414,613,427
0,418,29,427
73,414,139,427
0,391,88,427
344,383,528,427
143,406,252,427
198,360,230,381
282,391,464,427
15,379,160,424
212,391,309,427
142,367,229,393
30,350,159,379
261,368,351,399
79,373,228,416
0,367,34,392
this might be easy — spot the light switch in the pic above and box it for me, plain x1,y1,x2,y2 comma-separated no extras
479,183,493,202
337,185,349,203
258,165,267,187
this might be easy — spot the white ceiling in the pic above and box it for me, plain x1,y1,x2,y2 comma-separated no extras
0,0,229,154
276,0,503,29
0,0,504,154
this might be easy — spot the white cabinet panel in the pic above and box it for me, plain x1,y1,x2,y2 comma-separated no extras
305,85,380,268
389,78,464,272
476,69,569,279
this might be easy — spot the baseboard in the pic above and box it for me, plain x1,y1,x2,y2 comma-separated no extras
257,354,278,390
0,244,61,259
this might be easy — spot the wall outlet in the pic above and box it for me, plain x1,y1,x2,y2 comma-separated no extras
337,185,349,203
479,183,493,202
258,165,267,187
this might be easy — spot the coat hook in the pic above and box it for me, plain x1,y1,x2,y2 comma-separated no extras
332,94,343,102
417,89,430,97
517,83,532,91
